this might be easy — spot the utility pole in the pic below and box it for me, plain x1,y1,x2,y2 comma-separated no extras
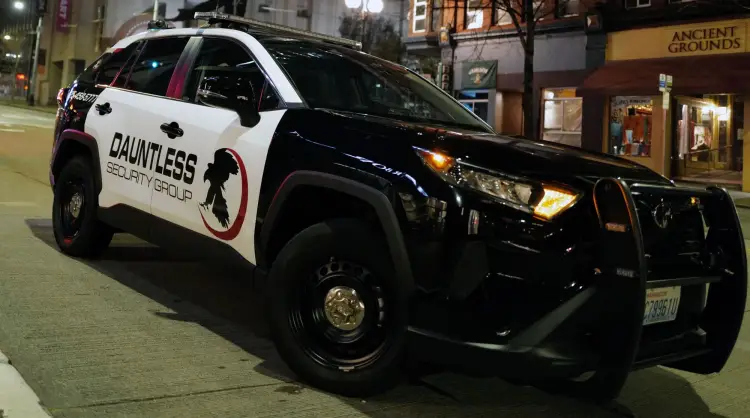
153,0,159,20
27,4,43,106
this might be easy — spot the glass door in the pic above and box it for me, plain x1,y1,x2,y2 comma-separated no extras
458,90,489,123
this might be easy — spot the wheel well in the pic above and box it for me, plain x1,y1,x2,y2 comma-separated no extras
52,140,92,186
264,185,383,267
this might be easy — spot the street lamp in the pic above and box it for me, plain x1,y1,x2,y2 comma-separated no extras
3,35,11,41
13,1,24,10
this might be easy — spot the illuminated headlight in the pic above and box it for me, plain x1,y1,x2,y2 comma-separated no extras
415,147,581,220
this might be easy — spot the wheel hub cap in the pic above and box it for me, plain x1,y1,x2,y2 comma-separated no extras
323,286,365,331
68,192,83,218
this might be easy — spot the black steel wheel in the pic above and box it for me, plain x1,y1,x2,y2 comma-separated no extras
288,259,390,370
268,219,409,398
52,156,113,257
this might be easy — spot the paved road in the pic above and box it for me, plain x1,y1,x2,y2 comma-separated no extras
0,105,748,417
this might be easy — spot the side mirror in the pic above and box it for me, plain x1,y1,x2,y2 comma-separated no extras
197,88,261,128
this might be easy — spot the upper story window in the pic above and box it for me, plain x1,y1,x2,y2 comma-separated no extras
413,0,427,32
560,0,580,16
466,0,483,29
625,0,651,9
495,1,513,25
431,0,442,32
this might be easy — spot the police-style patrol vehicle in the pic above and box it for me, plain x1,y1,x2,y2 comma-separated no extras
50,12,746,401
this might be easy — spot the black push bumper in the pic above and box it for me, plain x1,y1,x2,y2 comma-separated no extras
407,179,747,400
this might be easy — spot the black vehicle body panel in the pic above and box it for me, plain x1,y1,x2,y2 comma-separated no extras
256,107,746,393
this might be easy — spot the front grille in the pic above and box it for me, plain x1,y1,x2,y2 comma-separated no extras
632,192,709,280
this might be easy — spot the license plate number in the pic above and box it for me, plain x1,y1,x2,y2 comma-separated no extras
643,286,681,325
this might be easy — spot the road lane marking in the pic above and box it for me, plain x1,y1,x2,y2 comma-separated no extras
0,128,26,132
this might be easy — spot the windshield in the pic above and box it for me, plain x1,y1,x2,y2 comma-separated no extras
264,40,494,133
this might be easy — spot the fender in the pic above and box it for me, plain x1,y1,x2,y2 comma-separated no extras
50,129,102,193
258,170,415,292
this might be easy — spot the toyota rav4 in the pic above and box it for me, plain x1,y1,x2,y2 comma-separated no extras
49,12,747,401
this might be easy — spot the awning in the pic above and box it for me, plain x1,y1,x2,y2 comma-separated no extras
578,53,750,96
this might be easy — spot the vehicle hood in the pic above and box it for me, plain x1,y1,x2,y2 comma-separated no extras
317,110,672,187
418,129,670,184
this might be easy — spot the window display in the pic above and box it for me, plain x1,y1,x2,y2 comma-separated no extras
542,88,582,147
609,96,653,157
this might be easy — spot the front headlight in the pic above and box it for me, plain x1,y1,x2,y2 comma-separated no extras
415,148,580,220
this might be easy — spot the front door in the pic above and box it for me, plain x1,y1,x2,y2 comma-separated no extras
148,35,287,264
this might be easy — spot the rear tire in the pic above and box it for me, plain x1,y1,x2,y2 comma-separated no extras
52,156,113,258
267,218,409,397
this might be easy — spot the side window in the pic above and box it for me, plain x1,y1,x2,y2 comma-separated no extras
122,36,190,96
77,53,109,85
93,42,140,86
183,37,280,112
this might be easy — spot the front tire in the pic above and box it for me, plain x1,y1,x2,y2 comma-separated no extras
267,219,409,397
52,156,113,258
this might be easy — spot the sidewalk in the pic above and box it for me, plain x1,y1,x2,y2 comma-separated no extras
0,350,51,418
675,181,750,209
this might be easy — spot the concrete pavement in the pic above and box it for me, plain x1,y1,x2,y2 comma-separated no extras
0,104,747,417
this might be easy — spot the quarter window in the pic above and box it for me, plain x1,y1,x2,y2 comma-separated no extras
184,37,280,112
92,42,140,86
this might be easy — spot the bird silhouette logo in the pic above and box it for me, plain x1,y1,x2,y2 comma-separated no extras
200,148,240,228
198,147,249,241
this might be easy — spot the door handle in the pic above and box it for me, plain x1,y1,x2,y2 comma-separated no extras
160,122,184,139
95,102,112,116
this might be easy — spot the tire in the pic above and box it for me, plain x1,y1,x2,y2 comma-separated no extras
267,218,409,398
52,155,114,258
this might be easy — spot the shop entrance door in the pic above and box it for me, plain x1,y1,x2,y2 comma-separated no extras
458,90,489,123
670,95,741,188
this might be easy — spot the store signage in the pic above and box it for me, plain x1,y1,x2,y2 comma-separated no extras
666,24,745,56
56,0,71,34
611,97,652,108
461,60,497,89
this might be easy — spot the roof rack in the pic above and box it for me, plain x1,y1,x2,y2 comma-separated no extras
194,12,362,51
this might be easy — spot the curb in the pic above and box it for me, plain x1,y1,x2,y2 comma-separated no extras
0,350,51,418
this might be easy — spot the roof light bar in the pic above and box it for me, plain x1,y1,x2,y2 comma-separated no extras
194,12,362,51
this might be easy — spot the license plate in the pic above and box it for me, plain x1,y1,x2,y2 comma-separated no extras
643,286,681,325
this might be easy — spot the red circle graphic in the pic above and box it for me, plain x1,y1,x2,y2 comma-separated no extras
200,148,249,241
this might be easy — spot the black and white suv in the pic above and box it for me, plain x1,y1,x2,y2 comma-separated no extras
50,12,746,401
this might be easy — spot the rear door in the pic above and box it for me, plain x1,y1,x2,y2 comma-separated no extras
86,35,195,216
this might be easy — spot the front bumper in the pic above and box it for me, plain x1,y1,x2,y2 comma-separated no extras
406,179,747,399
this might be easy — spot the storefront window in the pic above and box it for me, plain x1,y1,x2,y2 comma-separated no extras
609,96,653,157
458,90,489,123
542,88,582,147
